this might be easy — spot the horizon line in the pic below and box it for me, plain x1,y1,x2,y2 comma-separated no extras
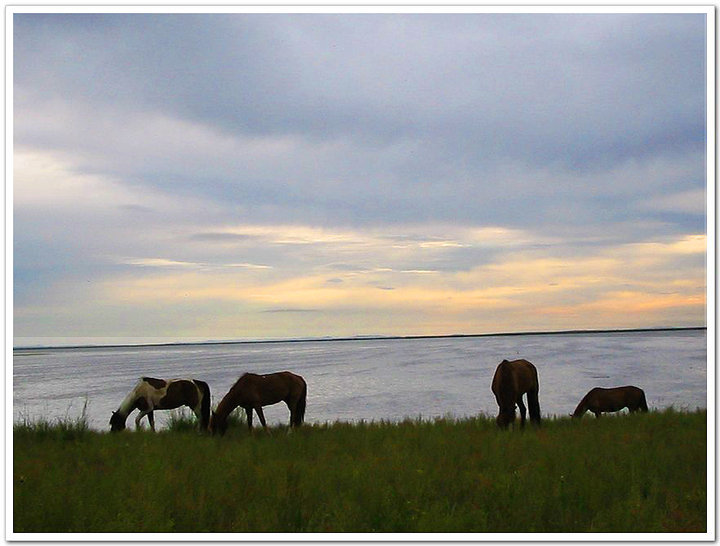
12,326,707,351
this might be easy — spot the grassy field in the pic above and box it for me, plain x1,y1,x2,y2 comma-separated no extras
13,409,707,534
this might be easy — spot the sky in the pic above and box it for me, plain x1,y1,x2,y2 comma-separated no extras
12,11,709,346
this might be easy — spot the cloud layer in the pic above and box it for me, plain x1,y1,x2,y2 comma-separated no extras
13,12,708,344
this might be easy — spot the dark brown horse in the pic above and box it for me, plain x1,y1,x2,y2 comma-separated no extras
209,371,307,436
110,377,211,432
572,386,648,418
491,359,541,429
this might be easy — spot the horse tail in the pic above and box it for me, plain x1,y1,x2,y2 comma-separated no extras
638,389,649,412
525,363,540,425
493,360,512,399
193,380,211,431
528,392,541,424
294,379,307,427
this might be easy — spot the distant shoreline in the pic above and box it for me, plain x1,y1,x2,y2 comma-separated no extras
12,326,706,352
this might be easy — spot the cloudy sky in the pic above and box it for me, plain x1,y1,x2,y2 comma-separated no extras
13,11,708,346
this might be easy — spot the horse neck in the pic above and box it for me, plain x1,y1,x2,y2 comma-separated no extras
116,382,143,417
572,395,590,417
215,388,241,420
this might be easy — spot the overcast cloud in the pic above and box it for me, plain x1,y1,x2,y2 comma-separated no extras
13,12,708,345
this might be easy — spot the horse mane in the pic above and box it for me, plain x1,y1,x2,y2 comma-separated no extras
212,373,263,425
215,377,246,420
572,390,593,417
114,378,145,416
224,372,248,388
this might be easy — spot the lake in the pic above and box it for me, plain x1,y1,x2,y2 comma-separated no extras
13,329,707,431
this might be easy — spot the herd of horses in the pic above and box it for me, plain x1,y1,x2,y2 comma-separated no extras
490,358,648,428
110,371,307,434
109,358,648,434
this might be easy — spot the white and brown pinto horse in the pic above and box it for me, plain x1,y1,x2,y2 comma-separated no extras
110,377,211,432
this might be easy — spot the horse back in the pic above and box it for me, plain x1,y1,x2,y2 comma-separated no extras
158,379,200,410
510,359,538,391
493,359,537,392
142,377,167,390
492,359,538,406
621,385,644,396
588,386,646,412
274,371,306,391
232,371,304,406
261,371,306,401
620,385,647,409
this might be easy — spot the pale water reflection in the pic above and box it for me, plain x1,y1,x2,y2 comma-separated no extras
13,329,707,431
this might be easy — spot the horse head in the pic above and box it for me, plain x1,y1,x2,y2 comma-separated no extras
209,411,228,436
496,407,515,429
109,411,126,432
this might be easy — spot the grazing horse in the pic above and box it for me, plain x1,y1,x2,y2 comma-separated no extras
209,371,307,436
109,377,211,432
572,386,648,418
491,359,541,429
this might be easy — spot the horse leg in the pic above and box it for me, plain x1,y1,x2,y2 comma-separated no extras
245,407,254,431
287,400,302,434
191,405,203,431
254,406,270,434
527,388,541,426
287,401,296,430
593,411,601,418
135,410,149,430
517,398,527,428
147,411,156,432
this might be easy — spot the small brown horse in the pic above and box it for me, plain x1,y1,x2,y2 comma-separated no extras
491,359,541,429
110,377,211,432
209,371,307,436
572,386,648,418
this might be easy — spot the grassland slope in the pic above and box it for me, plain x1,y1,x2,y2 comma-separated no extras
13,410,706,533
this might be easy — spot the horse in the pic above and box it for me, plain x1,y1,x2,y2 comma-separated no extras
491,358,541,429
572,386,648,418
109,377,211,432
209,371,307,436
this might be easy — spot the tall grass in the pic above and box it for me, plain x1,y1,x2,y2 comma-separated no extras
13,410,706,533
13,400,90,441
166,406,247,432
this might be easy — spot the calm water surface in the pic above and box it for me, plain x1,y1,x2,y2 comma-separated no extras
13,330,707,430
